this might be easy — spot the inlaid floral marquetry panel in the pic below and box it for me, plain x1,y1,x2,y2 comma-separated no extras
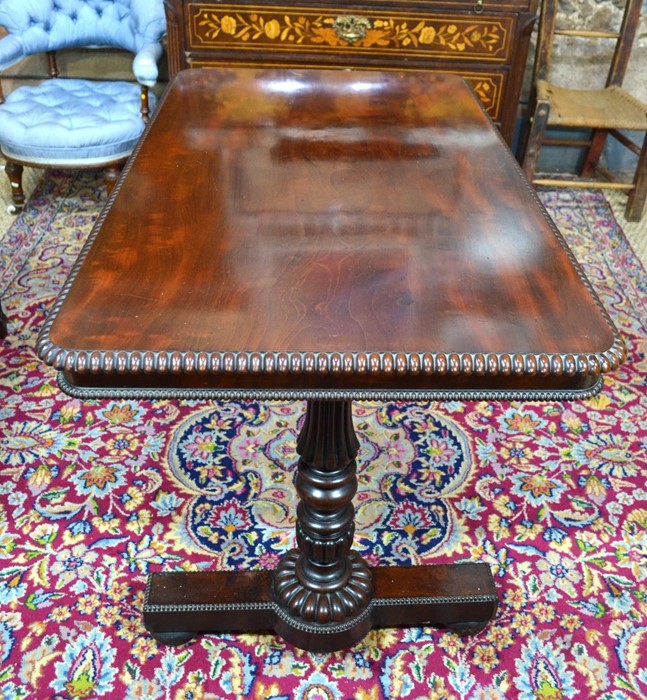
464,74,503,119
188,4,514,62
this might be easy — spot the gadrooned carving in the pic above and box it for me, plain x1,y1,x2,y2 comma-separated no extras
273,549,373,624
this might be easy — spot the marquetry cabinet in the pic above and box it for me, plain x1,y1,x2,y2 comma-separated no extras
163,0,538,145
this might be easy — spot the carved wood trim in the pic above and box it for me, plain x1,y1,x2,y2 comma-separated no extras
38,344,624,382
55,373,607,402
35,67,624,402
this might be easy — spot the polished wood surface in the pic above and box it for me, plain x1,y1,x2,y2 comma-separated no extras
38,68,623,398
163,0,538,145
144,563,498,651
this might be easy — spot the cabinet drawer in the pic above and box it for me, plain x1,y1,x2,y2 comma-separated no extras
188,3,516,64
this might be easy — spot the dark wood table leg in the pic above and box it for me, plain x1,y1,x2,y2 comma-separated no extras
144,399,498,651
271,399,374,649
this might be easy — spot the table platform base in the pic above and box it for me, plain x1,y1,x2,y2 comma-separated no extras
144,562,498,652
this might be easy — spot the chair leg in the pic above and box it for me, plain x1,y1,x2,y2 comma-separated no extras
0,300,7,339
625,135,647,222
4,160,25,214
581,128,608,178
105,166,121,198
522,99,551,182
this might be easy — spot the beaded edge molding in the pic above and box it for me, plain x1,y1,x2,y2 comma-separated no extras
56,372,605,402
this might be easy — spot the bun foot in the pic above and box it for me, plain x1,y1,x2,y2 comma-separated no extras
150,630,197,646
446,620,488,636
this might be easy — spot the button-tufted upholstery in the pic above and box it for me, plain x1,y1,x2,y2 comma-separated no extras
0,0,166,337
0,0,166,60
0,0,166,194
1,80,152,165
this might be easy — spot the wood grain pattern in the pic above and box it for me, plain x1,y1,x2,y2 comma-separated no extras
37,68,624,398
143,562,498,651
190,59,507,123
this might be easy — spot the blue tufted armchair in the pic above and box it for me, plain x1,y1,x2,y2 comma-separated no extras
0,0,166,337
0,0,167,214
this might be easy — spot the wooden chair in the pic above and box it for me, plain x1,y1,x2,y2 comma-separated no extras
522,0,647,221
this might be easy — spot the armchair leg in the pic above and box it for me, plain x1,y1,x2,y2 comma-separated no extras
582,128,608,178
0,300,7,339
625,135,647,222
105,166,121,198
4,160,25,214
523,100,551,182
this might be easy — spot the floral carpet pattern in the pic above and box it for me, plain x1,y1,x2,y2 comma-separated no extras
0,171,646,699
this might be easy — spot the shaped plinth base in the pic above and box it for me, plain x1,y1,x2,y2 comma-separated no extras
144,562,497,652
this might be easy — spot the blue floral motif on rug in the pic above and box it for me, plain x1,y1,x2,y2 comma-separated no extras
166,402,471,564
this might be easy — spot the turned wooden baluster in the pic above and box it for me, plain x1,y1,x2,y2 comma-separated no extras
273,399,374,650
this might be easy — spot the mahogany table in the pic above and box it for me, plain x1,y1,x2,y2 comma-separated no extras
37,68,624,652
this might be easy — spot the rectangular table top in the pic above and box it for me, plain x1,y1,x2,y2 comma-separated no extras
37,68,623,400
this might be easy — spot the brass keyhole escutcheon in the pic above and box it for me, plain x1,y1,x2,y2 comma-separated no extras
333,15,371,43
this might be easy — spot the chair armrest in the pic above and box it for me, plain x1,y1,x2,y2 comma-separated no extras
0,35,27,72
132,42,164,87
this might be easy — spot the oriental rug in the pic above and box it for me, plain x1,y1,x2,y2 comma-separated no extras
0,171,646,700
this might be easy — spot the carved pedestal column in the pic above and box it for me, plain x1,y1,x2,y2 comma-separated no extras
143,400,498,650
273,399,373,650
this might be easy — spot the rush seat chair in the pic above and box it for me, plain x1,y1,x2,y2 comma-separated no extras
522,0,647,222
